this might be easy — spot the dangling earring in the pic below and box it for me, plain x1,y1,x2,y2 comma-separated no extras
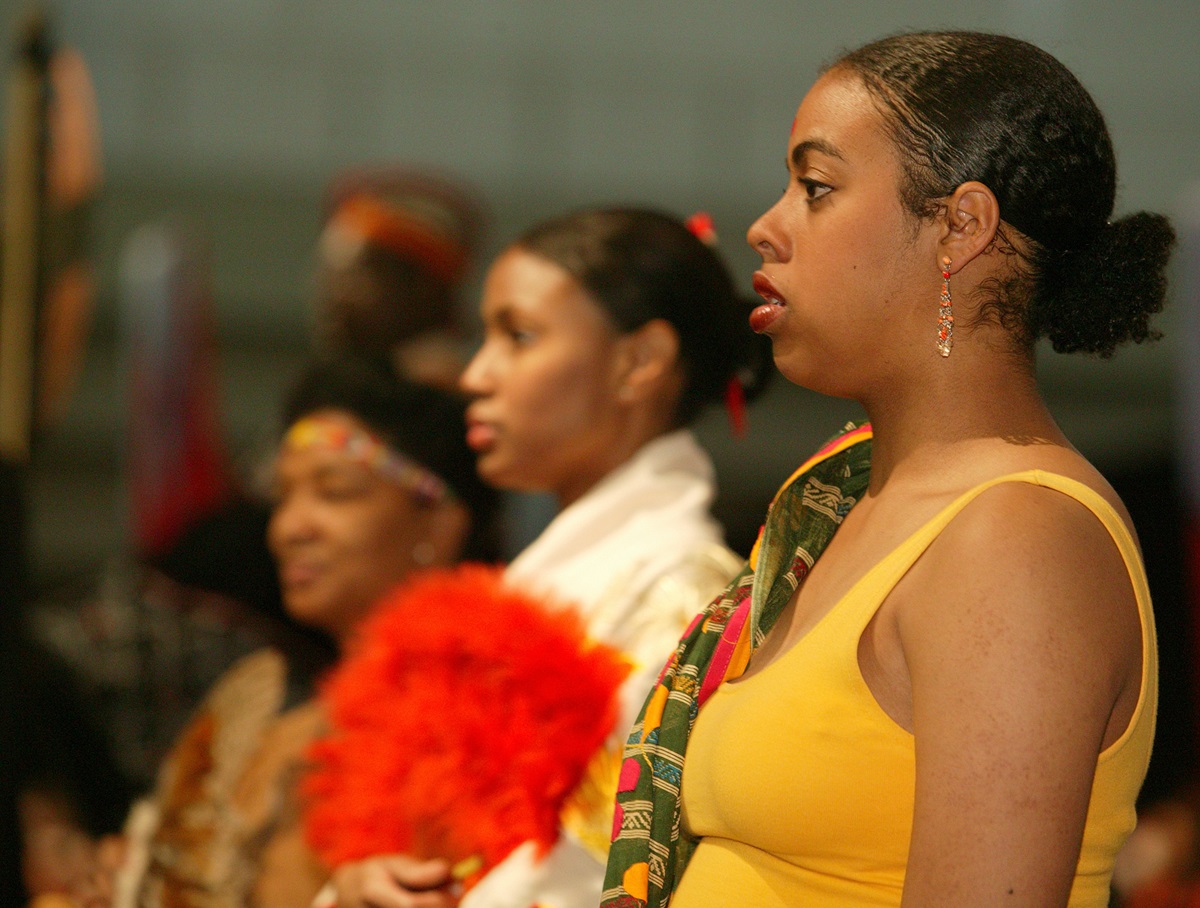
936,256,954,357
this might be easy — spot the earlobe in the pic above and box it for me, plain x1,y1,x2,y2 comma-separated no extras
939,181,1001,273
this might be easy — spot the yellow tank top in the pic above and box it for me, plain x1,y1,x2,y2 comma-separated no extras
674,471,1157,908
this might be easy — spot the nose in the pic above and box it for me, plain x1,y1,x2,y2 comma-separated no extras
747,200,788,263
459,339,496,397
267,491,318,556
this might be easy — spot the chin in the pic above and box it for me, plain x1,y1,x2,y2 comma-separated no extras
283,594,334,633
773,349,850,399
772,353,817,390
474,462,510,494
475,456,532,494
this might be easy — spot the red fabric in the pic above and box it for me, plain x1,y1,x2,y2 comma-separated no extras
302,565,630,877
129,363,228,556
724,376,747,438
1188,519,1200,752
1127,878,1200,908
125,228,231,557
329,193,468,283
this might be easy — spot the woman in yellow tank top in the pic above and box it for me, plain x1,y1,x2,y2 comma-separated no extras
603,31,1175,908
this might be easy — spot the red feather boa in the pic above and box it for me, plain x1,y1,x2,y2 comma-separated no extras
302,564,630,878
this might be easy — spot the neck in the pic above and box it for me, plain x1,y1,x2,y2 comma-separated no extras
554,421,675,510
857,339,1066,494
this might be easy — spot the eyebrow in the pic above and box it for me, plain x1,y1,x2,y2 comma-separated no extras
790,138,847,168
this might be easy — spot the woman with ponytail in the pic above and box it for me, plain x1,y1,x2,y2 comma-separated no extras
603,31,1174,908
325,207,771,908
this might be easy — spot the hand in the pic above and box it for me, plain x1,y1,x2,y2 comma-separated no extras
332,855,459,908
62,834,125,908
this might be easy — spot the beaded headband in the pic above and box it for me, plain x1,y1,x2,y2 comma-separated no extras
282,414,452,505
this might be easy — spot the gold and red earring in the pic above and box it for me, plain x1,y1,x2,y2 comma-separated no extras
936,256,954,357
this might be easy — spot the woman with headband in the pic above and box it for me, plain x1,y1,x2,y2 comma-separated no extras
107,356,498,908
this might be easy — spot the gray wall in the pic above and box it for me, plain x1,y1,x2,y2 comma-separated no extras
7,0,1199,581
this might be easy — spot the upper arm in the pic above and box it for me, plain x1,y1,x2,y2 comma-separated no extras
896,482,1142,907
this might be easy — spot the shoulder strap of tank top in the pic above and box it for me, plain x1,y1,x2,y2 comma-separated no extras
858,470,1146,616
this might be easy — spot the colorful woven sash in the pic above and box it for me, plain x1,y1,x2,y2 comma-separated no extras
600,423,873,908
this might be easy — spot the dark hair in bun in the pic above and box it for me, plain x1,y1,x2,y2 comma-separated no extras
514,207,772,426
834,31,1175,356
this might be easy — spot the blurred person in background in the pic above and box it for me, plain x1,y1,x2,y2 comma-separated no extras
1,19,111,906
100,164,490,804
313,166,485,389
84,355,499,908
138,163,488,658
328,206,771,908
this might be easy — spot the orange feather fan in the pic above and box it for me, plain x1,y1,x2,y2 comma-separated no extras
302,564,630,881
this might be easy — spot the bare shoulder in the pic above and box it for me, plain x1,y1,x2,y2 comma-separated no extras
892,459,1148,902
992,444,1138,545
895,468,1144,745
954,472,1131,576
914,442,1142,618
909,473,1139,646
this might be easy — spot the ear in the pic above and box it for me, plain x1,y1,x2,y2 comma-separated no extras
613,318,681,402
938,181,1001,275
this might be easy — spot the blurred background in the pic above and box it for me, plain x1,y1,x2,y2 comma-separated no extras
5,0,1197,578
1,0,1199,899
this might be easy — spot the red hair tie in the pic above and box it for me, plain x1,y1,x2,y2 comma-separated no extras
685,212,747,438
725,376,747,438
685,211,717,246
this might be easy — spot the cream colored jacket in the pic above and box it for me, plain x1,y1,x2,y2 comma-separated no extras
463,430,741,908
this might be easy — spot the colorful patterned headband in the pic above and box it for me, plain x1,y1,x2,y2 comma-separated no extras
282,414,452,505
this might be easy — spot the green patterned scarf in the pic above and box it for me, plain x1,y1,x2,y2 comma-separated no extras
600,423,873,908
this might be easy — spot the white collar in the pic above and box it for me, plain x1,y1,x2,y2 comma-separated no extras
505,429,722,614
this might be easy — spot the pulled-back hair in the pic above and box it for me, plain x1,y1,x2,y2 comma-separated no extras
833,31,1174,356
515,207,772,426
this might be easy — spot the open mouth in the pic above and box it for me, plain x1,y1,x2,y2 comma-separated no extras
750,273,787,333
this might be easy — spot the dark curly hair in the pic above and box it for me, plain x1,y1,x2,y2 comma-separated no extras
833,31,1174,356
514,207,773,426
